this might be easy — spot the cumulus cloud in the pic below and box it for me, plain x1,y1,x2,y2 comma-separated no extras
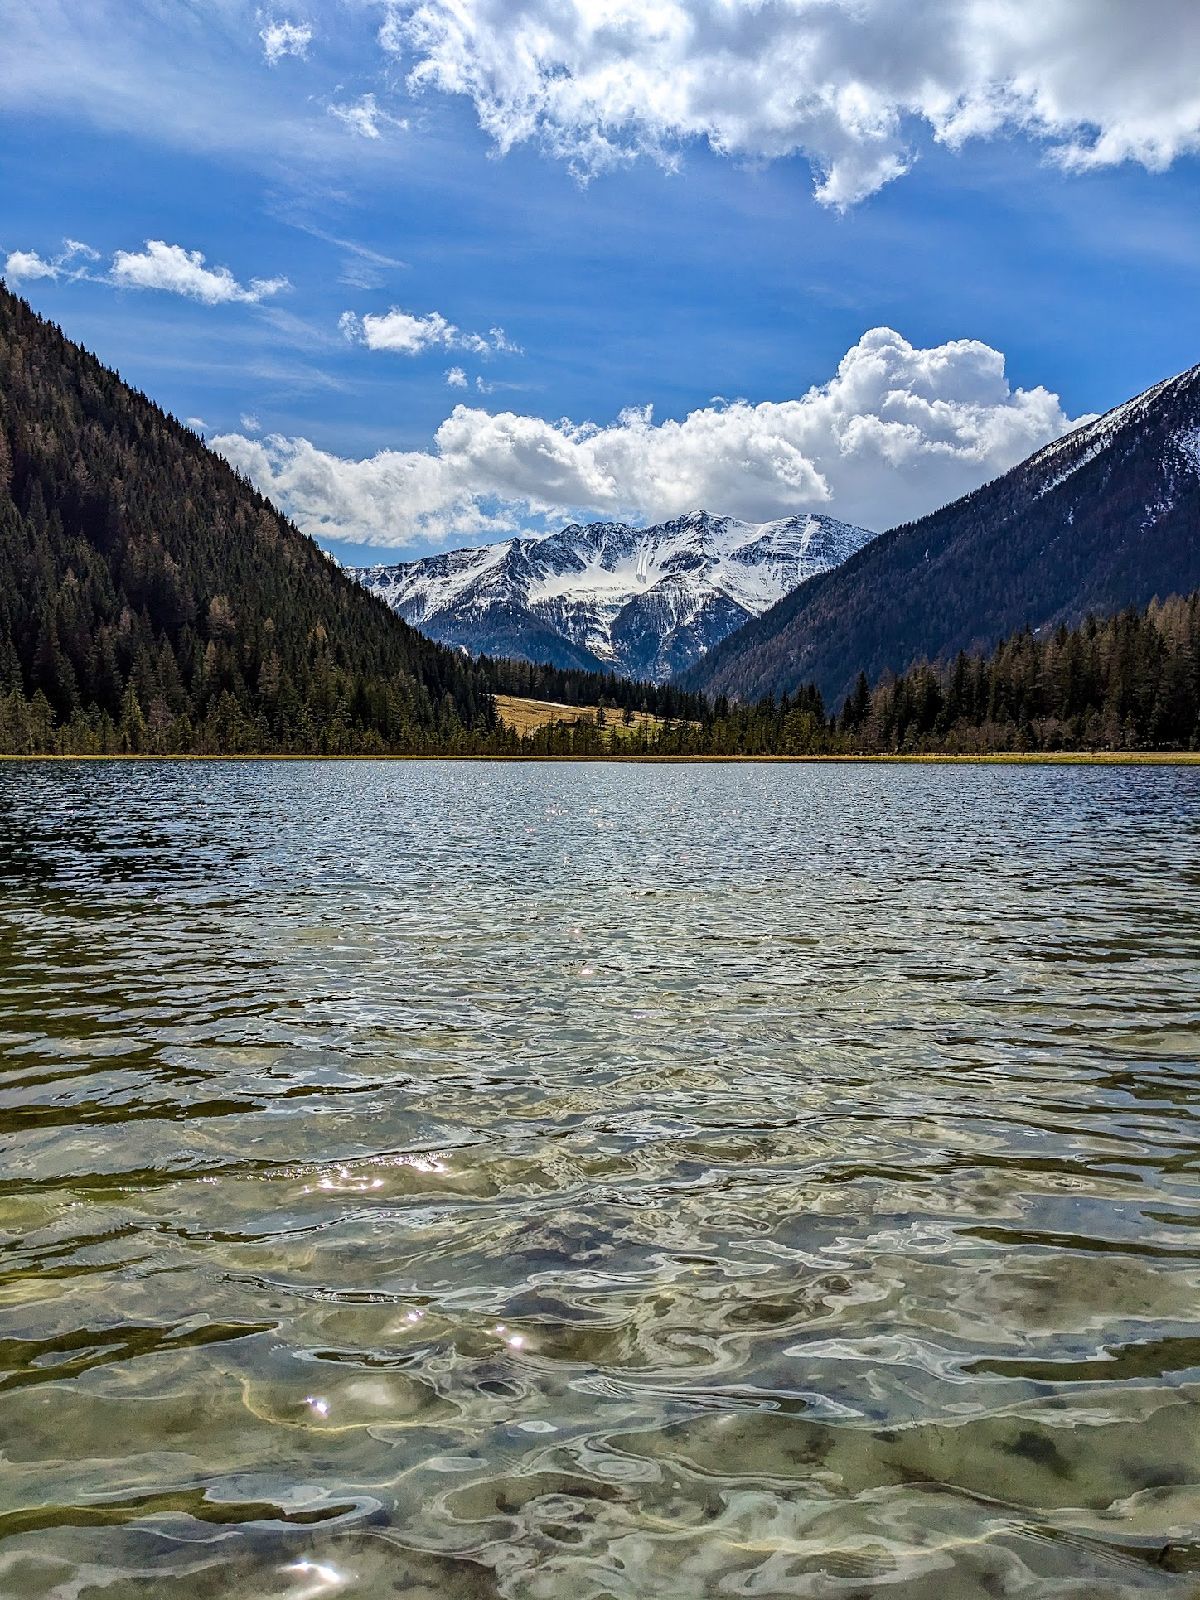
213,429,513,547
212,326,1079,547
260,20,312,66
328,92,406,139
6,236,288,308
110,240,289,304
4,239,99,283
445,365,468,387
340,305,517,357
240,412,262,432
382,0,1200,205
4,249,60,283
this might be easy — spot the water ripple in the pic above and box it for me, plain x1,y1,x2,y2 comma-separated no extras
0,760,1198,1596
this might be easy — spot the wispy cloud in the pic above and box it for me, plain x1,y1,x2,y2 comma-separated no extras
259,20,312,67
245,357,350,394
269,212,408,291
4,238,99,283
256,305,347,351
0,3,361,172
328,93,406,141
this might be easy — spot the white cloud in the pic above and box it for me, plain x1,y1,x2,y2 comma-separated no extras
186,416,209,431
383,0,1200,204
10,1,1198,205
240,412,262,432
5,249,60,283
110,240,289,304
5,238,100,283
328,93,406,139
260,20,312,66
340,305,517,357
212,326,1079,547
6,236,289,309
213,429,513,547
445,365,468,387
484,326,520,355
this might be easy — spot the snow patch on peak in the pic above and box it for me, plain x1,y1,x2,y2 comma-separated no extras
1031,368,1200,504
352,509,875,681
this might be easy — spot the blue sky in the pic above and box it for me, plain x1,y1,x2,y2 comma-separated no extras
3,1,1199,566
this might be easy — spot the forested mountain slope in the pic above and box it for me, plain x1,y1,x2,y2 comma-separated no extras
0,286,497,753
504,593,1200,757
686,363,1200,709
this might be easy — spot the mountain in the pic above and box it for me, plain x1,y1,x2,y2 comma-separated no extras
0,285,496,754
686,363,1200,709
353,510,875,683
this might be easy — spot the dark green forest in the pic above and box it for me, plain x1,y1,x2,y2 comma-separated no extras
0,286,508,753
832,594,1200,755
508,594,1200,757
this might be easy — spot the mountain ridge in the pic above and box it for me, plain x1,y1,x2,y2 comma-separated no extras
684,362,1200,708
353,508,875,683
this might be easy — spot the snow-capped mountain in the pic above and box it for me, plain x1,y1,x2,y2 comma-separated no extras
352,510,875,681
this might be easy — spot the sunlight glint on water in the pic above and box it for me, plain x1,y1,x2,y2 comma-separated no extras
0,760,1198,1598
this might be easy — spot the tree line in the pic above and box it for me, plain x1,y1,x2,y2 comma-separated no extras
464,594,1200,758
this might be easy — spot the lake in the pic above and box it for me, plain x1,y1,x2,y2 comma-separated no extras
1,760,1198,1598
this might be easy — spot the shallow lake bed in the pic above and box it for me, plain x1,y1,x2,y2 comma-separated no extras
1,760,1198,1597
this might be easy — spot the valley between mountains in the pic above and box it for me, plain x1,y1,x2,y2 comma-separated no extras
353,361,1200,707
2,282,1198,758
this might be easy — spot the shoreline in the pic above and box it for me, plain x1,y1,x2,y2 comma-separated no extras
2,752,1198,766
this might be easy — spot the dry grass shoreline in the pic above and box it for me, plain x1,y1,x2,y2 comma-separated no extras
491,693,693,740
2,752,1198,766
